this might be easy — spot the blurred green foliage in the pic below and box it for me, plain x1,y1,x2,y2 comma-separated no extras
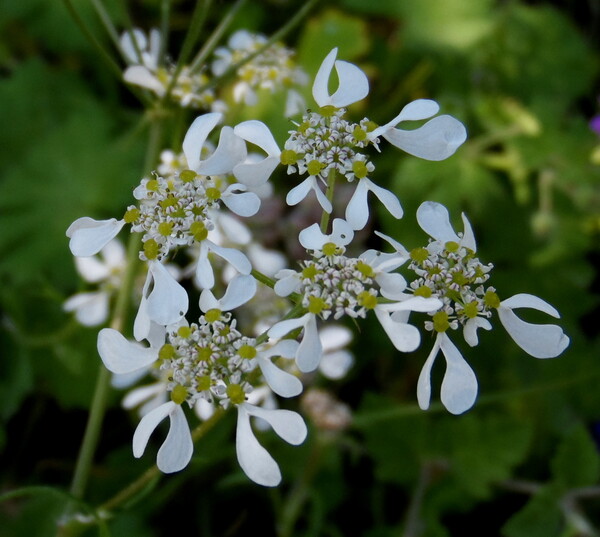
1,0,600,536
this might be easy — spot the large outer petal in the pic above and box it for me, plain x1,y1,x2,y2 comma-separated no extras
257,356,303,398
207,241,252,275
236,404,282,487
416,201,460,243
439,334,478,415
156,404,193,473
312,48,338,107
133,401,173,458
382,115,467,161
97,328,157,374
345,179,370,230
329,60,369,108
500,293,560,317
146,261,188,326
245,404,307,445
123,66,165,94
417,334,442,410
221,187,260,217
234,120,280,156
66,218,125,257
296,314,323,373
198,126,247,175
182,113,222,171
374,307,421,352
219,274,257,311
63,292,109,326
497,305,570,359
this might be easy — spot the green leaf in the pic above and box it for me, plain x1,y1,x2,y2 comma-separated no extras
502,486,563,537
550,424,600,490
297,8,370,76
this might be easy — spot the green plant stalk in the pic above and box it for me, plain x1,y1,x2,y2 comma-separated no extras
159,0,171,66
69,233,142,500
164,0,213,103
69,116,164,500
199,0,319,92
61,0,123,79
319,169,337,234
90,0,122,55
189,0,248,72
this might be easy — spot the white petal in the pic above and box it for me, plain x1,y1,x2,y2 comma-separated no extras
393,99,440,123
234,120,280,156
497,305,570,359
376,273,408,300
233,156,279,187
416,201,460,243
296,314,323,373
257,356,303,398
330,218,354,246
64,292,109,326
247,244,287,276
417,335,442,410
285,88,305,117
146,261,188,326
312,48,338,107
463,317,492,347
319,350,354,380
267,313,310,339
374,307,421,352
319,325,352,352
261,339,300,360
208,241,252,275
388,296,443,314
195,243,215,289
312,180,333,213
122,383,165,410
236,404,282,487
216,213,252,245
222,188,260,217
66,218,125,257
345,179,370,230
244,404,307,445
132,401,174,458
133,271,153,341
439,334,478,415
500,293,560,318
75,256,110,283
329,59,369,108
219,274,257,310
123,66,165,95
273,273,301,297
460,212,477,251
194,398,215,421
97,328,157,374
156,404,193,473
198,288,219,312
298,223,327,251
382,115,467,161
198,126,247,176
182,113,222,171
286,178,313,206
373,230,410,259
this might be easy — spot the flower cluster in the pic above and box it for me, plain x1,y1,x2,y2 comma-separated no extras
66,45,569,488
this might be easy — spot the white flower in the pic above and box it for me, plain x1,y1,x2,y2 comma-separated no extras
183,113,247,176
268,312,322,373
64,239,126,326
497,294,570,359
417,332,479,415
135,260,188,331
66,217,126,257
199,273,257,314
235,402,307,487
298,218,354,252
318,324,354,380
132,401,193,473
120,28,161,69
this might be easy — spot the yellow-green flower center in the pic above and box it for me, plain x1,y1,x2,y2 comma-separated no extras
171,385,188,405
433,311,450,332
226,383,246,405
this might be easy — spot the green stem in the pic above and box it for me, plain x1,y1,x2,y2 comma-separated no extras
69,234,142,500
159,0,171,67
255,302,305,346
198,0,319,92
319,170,337,234
189,0,248,72
251,268,276,290
90,0,122,55
61,0,123,79
163,0,212,103
98,408,225,514
69,111,163,500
